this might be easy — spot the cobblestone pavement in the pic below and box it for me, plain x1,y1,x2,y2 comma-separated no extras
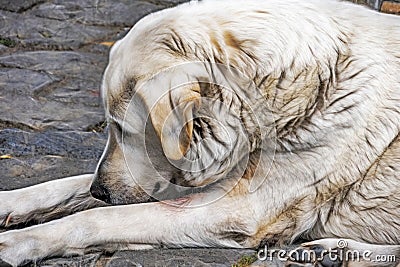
0,0,398,266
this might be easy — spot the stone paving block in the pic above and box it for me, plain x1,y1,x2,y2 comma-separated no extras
0,68,56,97
0,129,106,159
35,250,259,267
0,51,106,130
351,0,382,9
348,0,400,10
36,253,101,267
0,10,118,50
0,96,105,131
0,51,105,75
0,129,106,189
0,0,44,13
365,0,383,9
31,0,162,27
106,249,257,267
0,155,100,189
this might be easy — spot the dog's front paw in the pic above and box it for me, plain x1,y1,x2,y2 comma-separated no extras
0,195,38,230
0,230,39,266
0,191,37,229
0,229,56,266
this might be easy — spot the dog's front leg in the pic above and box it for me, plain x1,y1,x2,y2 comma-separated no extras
0,192,258,266
0,174,105,229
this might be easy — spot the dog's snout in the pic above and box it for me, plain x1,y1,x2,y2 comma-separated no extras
90,181,111,203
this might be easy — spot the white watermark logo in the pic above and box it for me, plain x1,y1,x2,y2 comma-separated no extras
257,239,397,264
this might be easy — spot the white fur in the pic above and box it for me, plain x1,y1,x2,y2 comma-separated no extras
0,0,399,266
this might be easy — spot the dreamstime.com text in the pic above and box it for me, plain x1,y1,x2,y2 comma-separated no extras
257,240,397,264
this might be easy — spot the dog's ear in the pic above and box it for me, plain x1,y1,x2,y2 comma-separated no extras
148,83,201,160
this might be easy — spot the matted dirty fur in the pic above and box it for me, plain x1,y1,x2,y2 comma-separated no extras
0,0,399,266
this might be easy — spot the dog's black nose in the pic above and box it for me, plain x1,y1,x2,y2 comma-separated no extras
90,181,111,203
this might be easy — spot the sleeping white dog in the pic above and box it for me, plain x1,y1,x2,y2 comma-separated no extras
0,0,399,266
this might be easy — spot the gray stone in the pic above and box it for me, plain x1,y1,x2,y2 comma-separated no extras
0,129,106,159
37,253,101,267
0,155,100,189
0,0,44,13
107,249,256,267
0,51,106,130
0,0,189,51
30,0,162,27
0,129,106,190
35,249,257,267
366,0,383,9
0,96,105,131
0,10,119,50
250,260,284,267
0,68,57,96
0,51,105,76
347,0,383,9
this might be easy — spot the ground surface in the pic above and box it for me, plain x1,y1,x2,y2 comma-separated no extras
0,0,398,266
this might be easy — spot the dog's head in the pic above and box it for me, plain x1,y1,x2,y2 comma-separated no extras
90,14,257,205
